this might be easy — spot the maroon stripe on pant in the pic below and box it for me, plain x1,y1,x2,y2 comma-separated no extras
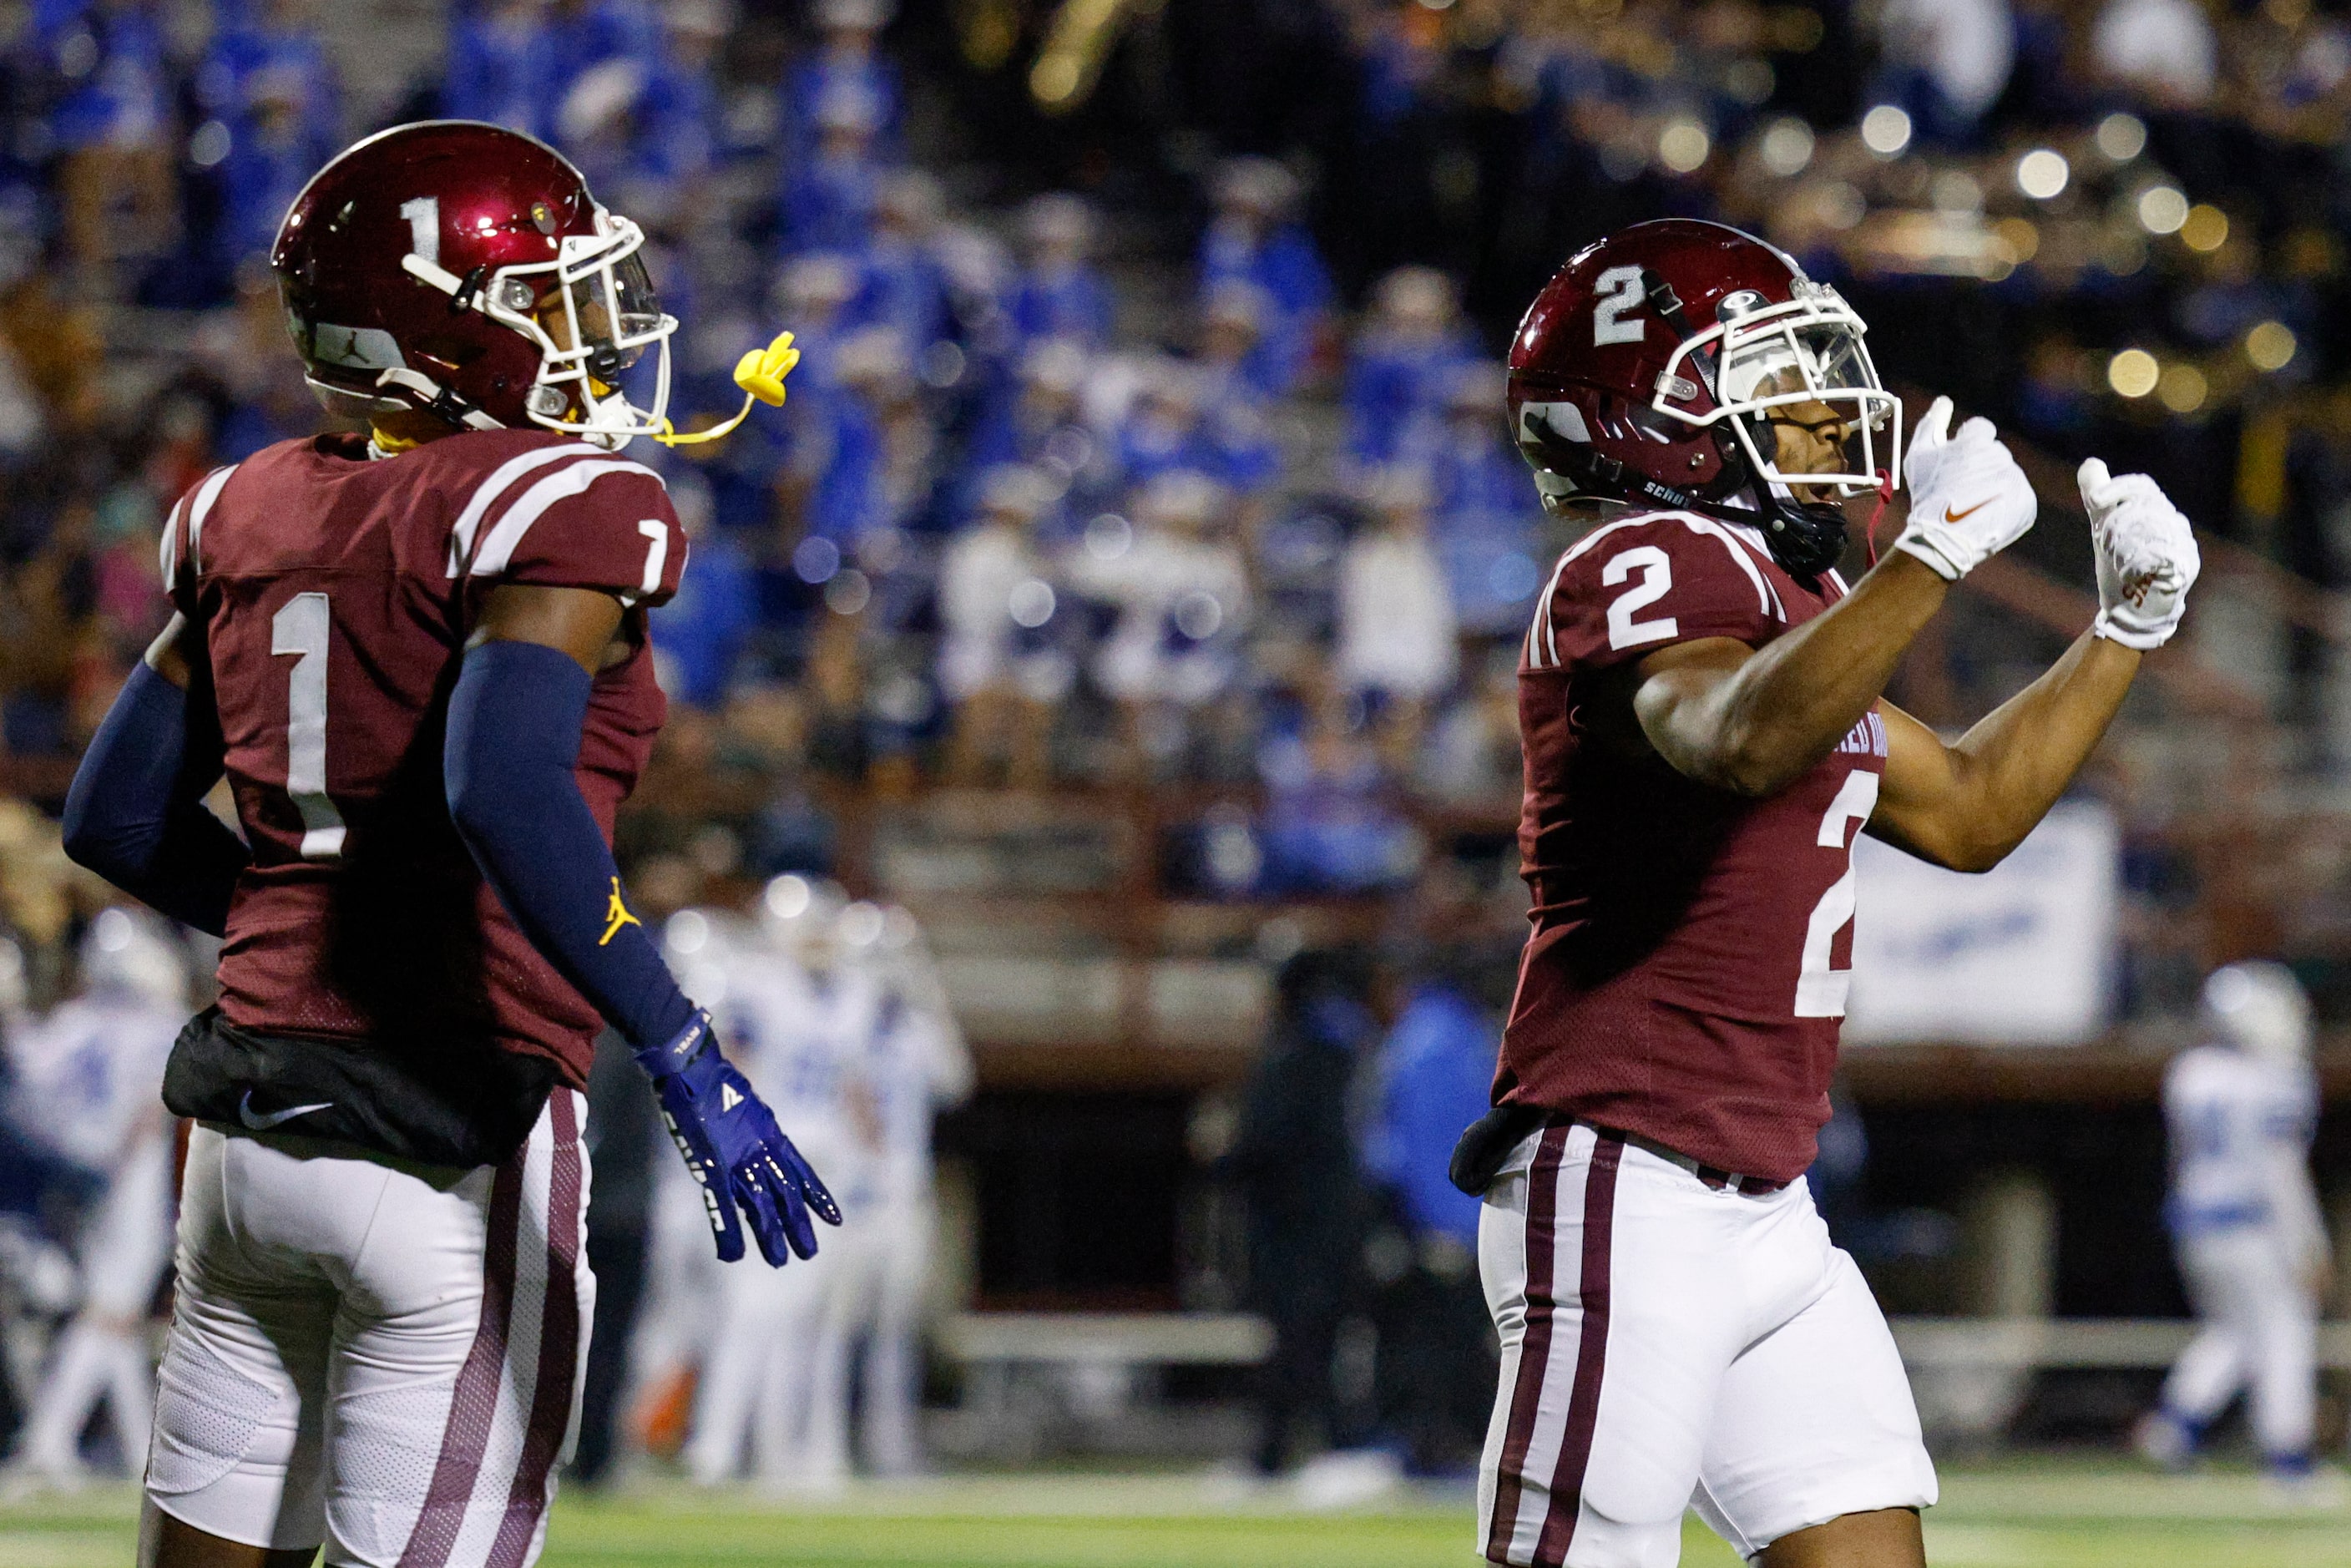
487,1092,585,1568
1484,1124,1570,1563
1533,1135,1623,1566
398,1141,528,1568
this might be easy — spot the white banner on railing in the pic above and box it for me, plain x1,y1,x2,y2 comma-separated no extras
1844,798,2118,1046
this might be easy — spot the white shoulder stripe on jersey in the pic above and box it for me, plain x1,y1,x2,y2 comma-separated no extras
158,494,186,591
183,465,238,577
444,442,610,577
468,459,666,579
1674,515,1779,620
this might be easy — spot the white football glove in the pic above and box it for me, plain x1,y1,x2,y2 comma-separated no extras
2081,458,2199,650
1893,396,2038,581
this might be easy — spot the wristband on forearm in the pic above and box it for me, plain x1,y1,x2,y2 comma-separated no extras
444,638,695,1050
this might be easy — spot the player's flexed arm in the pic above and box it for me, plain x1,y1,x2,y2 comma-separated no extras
1625,396,2039,796
445,583,841,1267
1868,458,2200,871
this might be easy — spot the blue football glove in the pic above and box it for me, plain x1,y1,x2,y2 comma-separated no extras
634,1010,842,1267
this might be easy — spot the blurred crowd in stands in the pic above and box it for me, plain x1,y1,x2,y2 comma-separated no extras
0,0,2318,1487
0,0,2338,911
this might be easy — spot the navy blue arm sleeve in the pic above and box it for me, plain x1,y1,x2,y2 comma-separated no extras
444,639,695,1050
62,662,249,937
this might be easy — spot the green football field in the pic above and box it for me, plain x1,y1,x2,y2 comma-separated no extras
4,1460,2349,1565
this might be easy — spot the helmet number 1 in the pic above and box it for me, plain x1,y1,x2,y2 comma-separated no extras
401,197,440,266
1795,769,1879,1017
271,592,346,862
1592,266,1646,346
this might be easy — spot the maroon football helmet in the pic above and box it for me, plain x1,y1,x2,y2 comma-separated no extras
271,121,675,449
1506,219,1899,577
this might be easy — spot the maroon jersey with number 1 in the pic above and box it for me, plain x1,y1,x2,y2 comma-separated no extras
161,428,689,1089
1497,509,1890,1182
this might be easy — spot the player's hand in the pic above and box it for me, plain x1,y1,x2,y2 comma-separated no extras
634,1009,842,1267
2080,459,2200,650
1893,396,2037,581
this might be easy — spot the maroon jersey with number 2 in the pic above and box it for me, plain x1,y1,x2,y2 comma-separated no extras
1497,509,1889,1182
161,429,688,1088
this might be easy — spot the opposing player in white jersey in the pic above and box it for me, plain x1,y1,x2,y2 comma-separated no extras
842,904,971,1478
680,881,880,1487
2138,963,2333,1491
7,908,187,1483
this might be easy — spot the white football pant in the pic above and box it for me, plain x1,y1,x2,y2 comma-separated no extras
1479,1124,1934,1567
18,1129,174,1476
147,1093,591,1568
2161,1226,2316,1460
857,1197,933,1478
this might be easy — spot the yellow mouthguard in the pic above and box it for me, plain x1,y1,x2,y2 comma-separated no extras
654,331,802,448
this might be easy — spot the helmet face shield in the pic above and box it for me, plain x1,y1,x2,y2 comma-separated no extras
482,208,679,448
561,250,663,374
1656,284,1901,496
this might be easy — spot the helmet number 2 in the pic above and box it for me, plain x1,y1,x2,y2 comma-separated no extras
1795,770,1879,1018
271,592,346,862
1592,266,1646,346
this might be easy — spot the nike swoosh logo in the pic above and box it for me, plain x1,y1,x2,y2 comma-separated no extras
238,1090,334,1130
1944,499,1992,523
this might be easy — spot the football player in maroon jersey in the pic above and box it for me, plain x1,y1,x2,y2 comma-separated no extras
1454,220,2201,1567
61,123,835,1568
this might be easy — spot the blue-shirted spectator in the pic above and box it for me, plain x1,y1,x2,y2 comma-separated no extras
555,58,655,206
1363,948,1508,1474
189,4,337,283
961,336,1104,523
1366,971,1498,1247
772,250,860,407
47,0,174,273
782,87,882,255
637,1,726,183
445,0,562,140
44,0,168,151
793,326,934,552
1111,359,1280,498
1398,365,1545,635
1194,278,1281,403
785,0,900,160
1009,193,1114,348
1255,723,1420,893
1345,266,1478,467
650,472,756,709
1110,362,1211,491
1201,157,1332,397
852,169,951,354
547,0,712,206
199,0,338,149
212,64,335,276
546,0,659,94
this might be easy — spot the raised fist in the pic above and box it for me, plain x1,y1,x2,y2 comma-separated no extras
1893,396,2039,581
2080,458,2199,650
